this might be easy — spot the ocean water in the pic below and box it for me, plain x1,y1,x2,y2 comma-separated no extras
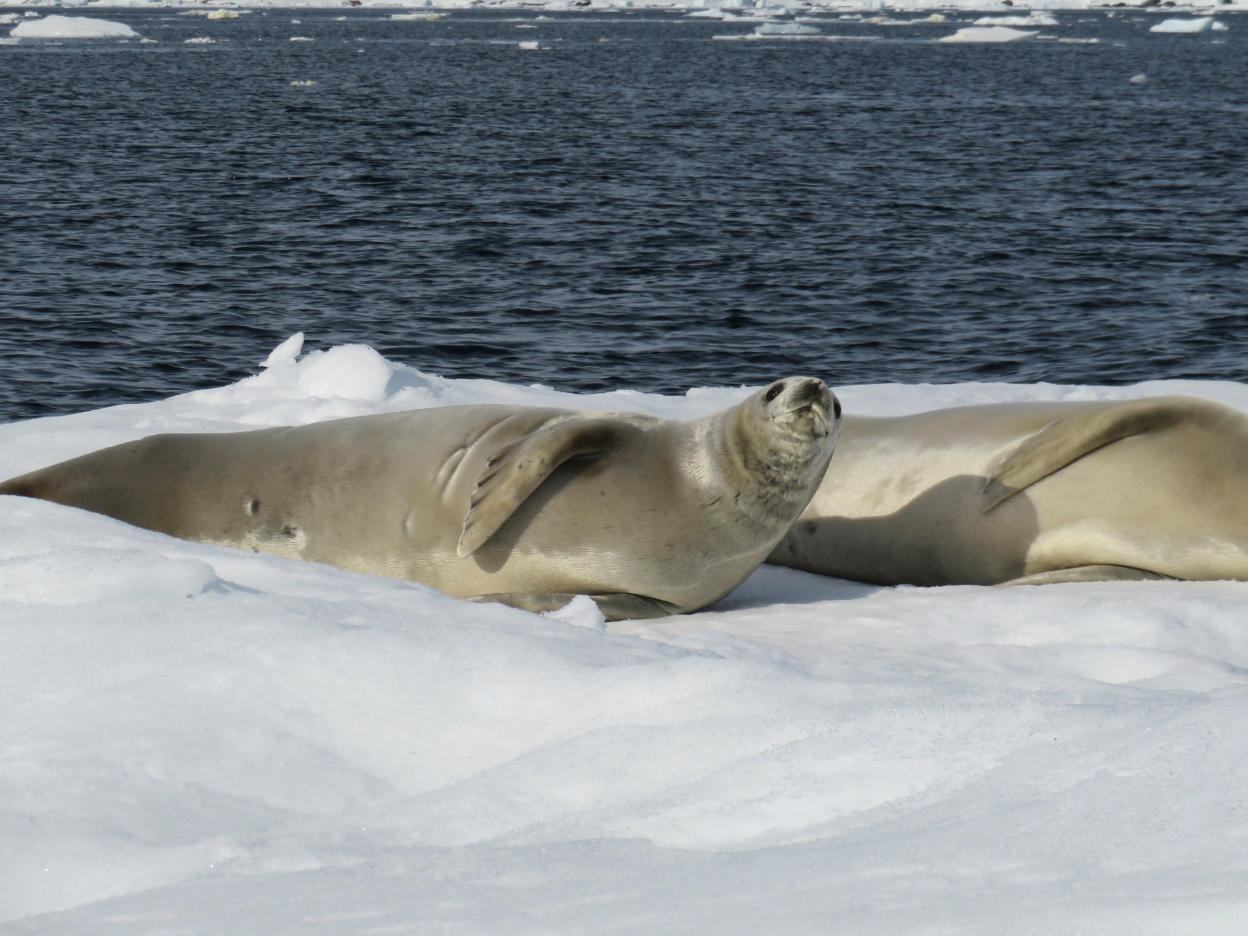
1,10,1245,421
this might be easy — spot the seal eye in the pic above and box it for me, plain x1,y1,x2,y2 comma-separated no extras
833,398,842,419
764,383,785,403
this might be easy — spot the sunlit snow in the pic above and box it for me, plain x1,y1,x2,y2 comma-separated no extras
4,338,1248,931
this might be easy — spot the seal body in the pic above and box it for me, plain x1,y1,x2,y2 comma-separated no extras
769,396,1248,586
1,379,839,619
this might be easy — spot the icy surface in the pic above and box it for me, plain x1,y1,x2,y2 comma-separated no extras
1150,16,1218,32
940,25,1039,41
4,338,1248,932
8,14,137,38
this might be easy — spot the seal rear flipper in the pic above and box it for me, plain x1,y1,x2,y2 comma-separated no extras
467,592,680,621
979,396,1236,512
998,564,1176,586
456,417,626,558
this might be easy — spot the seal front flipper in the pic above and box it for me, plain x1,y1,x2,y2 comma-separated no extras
467,592,681,621
979,396,1234,512
999,564,1175,586
456,418,628,558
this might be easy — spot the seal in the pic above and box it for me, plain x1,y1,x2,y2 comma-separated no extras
1,378,839,620
769,395,1248,586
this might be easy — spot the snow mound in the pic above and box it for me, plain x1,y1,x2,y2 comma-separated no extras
9,15,138,39
542,594,608,631
1150,17,1216,33
940,25,1038,42
0,548,220,605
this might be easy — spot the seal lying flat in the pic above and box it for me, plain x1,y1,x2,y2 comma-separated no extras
1,378,839,620
769,395,1248,586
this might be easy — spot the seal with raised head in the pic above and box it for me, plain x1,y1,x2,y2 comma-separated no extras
769,395,1248,586
1,378,839,619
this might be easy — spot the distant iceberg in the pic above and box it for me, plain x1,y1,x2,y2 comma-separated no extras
1150,18,1222,33
939,26,1038,43
9,15,138,39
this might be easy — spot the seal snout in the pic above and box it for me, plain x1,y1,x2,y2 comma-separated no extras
764,377,837,438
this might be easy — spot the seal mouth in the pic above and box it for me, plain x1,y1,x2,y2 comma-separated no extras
768,378,835,438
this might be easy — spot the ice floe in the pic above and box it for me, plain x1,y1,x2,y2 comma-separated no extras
8,14,138,38
754,20,819,32
6,337,1248,930
940,24,1039,41
1150,16,1223,32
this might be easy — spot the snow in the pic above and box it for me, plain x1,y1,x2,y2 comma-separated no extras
940,25,1039,41
5,337,1248,931
8,14,137,38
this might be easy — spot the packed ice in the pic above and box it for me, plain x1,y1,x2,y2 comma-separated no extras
4,338,1248,931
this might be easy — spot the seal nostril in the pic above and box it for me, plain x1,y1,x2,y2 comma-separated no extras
764,383,786,403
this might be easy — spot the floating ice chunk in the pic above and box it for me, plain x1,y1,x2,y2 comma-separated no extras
542,595,607,632
289,80,318,87
290,36,314,42
206,10,238,19
184,36,215,44
391,12,447,19
974,13,1057,26
1150,18,1215,33
755,22,819,34
0,549,220,605
1211,21,1228,31
1130,73,1147,84
10,15,139,39
939,26,1037,43
290,19,301,24
518,40,539,49
0,13,19,25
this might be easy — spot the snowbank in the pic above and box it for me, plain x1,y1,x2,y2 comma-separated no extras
8,14,137,38
5,337,1248,932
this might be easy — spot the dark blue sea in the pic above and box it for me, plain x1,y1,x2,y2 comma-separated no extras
2,9,1246,421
